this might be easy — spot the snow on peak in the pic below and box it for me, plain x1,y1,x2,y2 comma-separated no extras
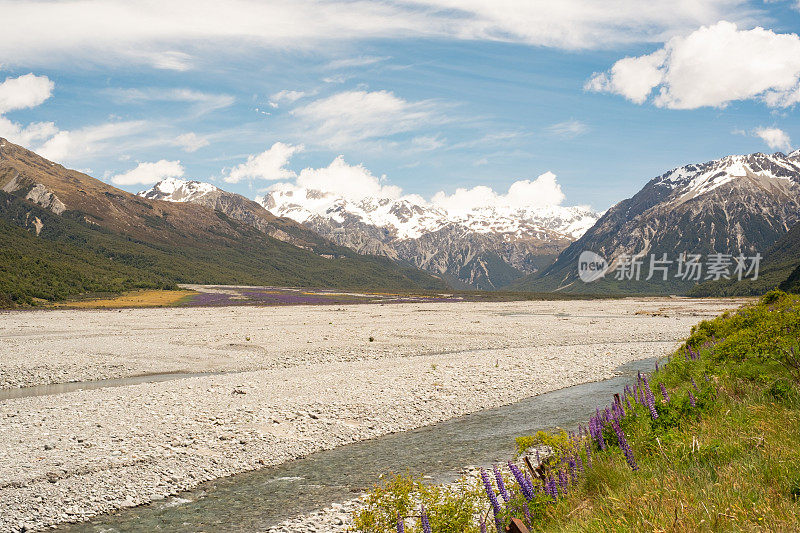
139,178,219,202
258,185,599,241
655,152,800,198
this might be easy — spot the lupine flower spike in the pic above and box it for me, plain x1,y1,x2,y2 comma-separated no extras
611,419,638,470
480,468,502,515
688,391,696,407
493,464,511,502
660,382,670,403
396,514,405,533
508,461,534,501
420,506,432,533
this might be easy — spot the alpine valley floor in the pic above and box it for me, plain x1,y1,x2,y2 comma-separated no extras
0,298,746,531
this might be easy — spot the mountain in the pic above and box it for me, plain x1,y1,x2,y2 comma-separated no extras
0,139,447,306
691,217,800,296
256,187,599,290
513,151,800,295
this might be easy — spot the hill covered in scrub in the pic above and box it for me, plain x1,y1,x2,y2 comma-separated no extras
0,139,448,306
353,291,800,532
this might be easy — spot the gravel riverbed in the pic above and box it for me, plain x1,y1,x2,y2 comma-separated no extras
0,298,745,531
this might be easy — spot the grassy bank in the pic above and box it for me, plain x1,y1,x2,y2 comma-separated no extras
352,291,800,532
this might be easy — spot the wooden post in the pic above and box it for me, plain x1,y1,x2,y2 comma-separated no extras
507,517,530,533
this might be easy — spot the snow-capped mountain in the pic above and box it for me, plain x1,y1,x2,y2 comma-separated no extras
259,187,600,289
516,150,800,293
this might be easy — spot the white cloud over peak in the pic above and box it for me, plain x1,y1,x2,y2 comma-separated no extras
587,21,800,109
110,160,184,186
291,155,403,201
753,127,792,152
0,0,756,70
292,90,441,148
0,73,54,113
224,142,303,183
430,172,566,215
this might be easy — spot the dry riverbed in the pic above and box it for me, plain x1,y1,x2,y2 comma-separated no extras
0,298,746,531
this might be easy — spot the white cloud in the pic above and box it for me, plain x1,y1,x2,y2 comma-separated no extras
325,56,389,70
224,142,303,183
270,90,308,104
109,88,235,115
431,172,566,215
587,21,800,109
0,1,755,70
0,73,54,113
173,132,210,152
292,155,403,201
753,127,792,152
110,160,184,186
0,117,58,146
410,135,445,151
291,90,440,148
36,120,148,163
546,120,589,139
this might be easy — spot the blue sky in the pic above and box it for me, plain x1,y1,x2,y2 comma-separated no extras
2,0,800,211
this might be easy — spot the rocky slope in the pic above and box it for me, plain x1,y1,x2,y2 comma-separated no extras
514,151,800,294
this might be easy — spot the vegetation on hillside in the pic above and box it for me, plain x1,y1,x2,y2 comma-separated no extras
353,291,800,531
0,191,446,307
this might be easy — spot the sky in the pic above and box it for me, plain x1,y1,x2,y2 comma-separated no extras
1,1,800,212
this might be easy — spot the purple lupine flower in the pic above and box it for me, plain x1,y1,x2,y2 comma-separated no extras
523,500,532,526
547,476,559,499
655,361,660,372
494,516,504,533
660,382,670,403
577,453,584,473
625,396,634,415
585,440,592,467
611,419,638,471
691,377,699,391
397,514,405,533
420,506,432,533
493,464,511,502
480,517,487,533
558,469,569,495
641,374,659,420
568,456,578,481
688,391,696,408
508,461,534,501
480,468,502,515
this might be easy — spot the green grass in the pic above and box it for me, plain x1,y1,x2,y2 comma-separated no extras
352,291,800,532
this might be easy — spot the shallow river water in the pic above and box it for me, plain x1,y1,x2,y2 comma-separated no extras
58,357,657,532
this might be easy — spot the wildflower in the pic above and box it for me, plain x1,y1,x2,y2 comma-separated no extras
611,419,638,471
660,382,670,403
480,468,502,515
568,456,578,481
420,506,432,533
508,461,534,501
625,396,634,415
523,500,532,526
641,374,659,419
493,464,511,502
480,517,487,533
585,441,592,468
576,453,584,473
688,391,696,408
558,469,569,494
547,476,559,499
396,514,405,533
691,377,699,391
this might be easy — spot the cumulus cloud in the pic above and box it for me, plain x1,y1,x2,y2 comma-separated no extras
224,142,303,183
587,21,800,109
0,73,54,113
292,90,440,148
0,1,756,70
110,160,184,185
173,132,210,152
430,172,566,215
753,127,792,152
292,155,403,201
546,120,589,139
0,117,58,146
